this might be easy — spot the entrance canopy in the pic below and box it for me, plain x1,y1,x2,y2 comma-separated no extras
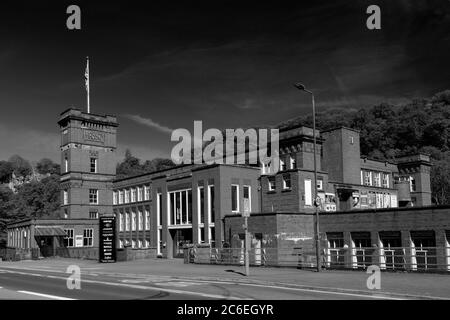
34,226,67,237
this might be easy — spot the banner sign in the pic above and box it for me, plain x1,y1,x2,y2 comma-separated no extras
99,216,116,263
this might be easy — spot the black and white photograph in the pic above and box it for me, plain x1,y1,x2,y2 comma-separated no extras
0,0,450,313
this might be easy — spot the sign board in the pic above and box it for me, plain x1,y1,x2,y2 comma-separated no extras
99,216,116,263
75,235,83,247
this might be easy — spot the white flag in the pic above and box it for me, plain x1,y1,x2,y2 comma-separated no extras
85,57,89,93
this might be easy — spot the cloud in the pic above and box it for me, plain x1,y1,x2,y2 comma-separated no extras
123,114,174,134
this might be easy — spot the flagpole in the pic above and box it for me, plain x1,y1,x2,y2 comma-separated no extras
86,56,90,113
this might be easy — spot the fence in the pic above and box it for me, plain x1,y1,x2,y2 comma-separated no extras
184,246,450,273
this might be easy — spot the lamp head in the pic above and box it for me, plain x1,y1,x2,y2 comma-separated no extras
294,83,306,91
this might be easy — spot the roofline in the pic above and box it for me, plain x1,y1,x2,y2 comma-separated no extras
321,126,361,134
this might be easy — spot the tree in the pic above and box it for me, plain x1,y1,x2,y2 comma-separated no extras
0,161,13,183
0,186,14,247
8,155,32,177
116,149,146,179
36,158,60,175
142,158,175,172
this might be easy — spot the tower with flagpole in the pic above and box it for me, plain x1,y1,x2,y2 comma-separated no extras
85,56,90,113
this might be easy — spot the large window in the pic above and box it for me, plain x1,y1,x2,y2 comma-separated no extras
198,187,205,224
119,190,124,204
125,189,130,203
382,173,389,188
89,189,98,204
145,208,150,230
144,186,150,201
83,229,93,247
64,229,74,247
90,158,97,173
132,211,136,231
304,179,312,206
131,188,136,203
137,187,143,202
168,189,192,226
290,155,296,169
363,171,372,186
119,212,124,231
64,157,68,173
89,211,98,219
208,185,215,223
113,191,118,205
125,212,130,231
157,193,162,226
231,185,239,213
138,210,143,230
374,172,381,187
280,159,286,171
63,190,69,205
410,176,416,192
243,185,251,213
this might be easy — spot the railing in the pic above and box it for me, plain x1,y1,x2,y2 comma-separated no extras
184,246,450,272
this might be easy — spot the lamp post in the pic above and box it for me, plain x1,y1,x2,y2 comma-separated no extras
294,83,321,272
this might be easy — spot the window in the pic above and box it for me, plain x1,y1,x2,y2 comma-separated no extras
144,186,150,201
280,159,286,171
89,189,98,204
64,157,68,173
119,212,124,231
64,229,74,247
90,158,97,173
410,176,416,192
138,240,142,248
290,155,296,169
198,187,205,224
374,172,381,187
208,186,215,223
138,210,143,230
268,177,275,191
132,240,136,248
63,190,69,205
119,240,123,248
125,212,130,231
137,187,143,202
83,229,93,247
132,211,136,231
113,191,118,205
382,173,389,188
125,189,130,203
168,189,192,226
157,193,162,226
199,227,205,243
231,185,239,213
243,185,251,213
89,211,98,219
64,209,68,219
305,179,312,206
282,174,291,190
145,209,150,230
119,190,124,204
317,179,323,190
363,171,372,186
131,188,136,202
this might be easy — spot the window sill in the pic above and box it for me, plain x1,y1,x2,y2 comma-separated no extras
282,188,292,192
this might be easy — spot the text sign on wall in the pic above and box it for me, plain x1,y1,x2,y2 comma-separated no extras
99,216,116,263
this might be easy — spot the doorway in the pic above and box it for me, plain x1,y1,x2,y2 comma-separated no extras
36,236,54,257
170,229,193,258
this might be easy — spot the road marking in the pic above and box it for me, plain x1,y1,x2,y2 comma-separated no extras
17,291,76,300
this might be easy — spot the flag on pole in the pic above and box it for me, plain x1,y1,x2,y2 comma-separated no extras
85,56,90,113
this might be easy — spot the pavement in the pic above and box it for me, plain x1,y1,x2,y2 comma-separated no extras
0,257,449,300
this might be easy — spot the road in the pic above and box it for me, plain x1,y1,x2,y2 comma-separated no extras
0,263,430,300
0,258,449,300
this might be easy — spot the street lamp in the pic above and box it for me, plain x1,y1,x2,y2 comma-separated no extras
294,82,321,272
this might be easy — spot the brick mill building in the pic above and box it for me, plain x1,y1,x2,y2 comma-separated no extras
6,108,450,271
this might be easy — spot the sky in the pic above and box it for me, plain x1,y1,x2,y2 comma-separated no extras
0,0,449,163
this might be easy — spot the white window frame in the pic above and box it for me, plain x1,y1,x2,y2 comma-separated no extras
282,174,291,190
280,159,286,171
113,191,118,205
63,190,69,205
305,179,312,206
208,185,215,224
125,189,130,204
119,212,124,231
290,155,296,169
64,229,74,247
89,189,98,205
137,187,143,202
268,177,275,191
90,157,97,173
197,186,205,225
125,212,130,231
157,193,162,227
65,157,68,173
231,184,239,213
132,211,136,231
243,185,251,213
144,185,150,201
131,188,137,203
145,209,150,230
382,173,389,188
119,190,124,204
138,210,143,231
83,228,93,247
